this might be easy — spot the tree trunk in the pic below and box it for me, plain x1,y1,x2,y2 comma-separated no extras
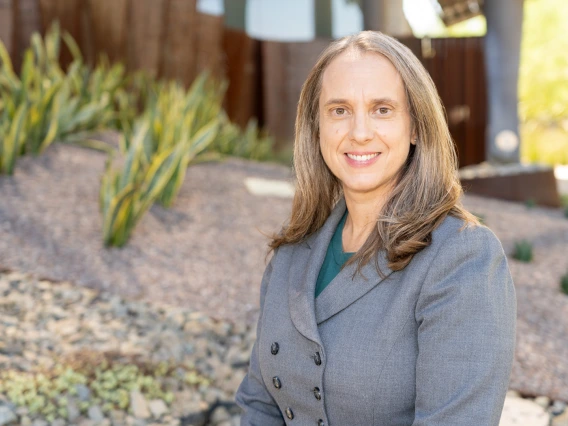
483,0,524,163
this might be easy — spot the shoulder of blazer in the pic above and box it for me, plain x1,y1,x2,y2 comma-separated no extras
430,214,506,258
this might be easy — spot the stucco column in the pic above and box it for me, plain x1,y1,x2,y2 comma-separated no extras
483,0,524,163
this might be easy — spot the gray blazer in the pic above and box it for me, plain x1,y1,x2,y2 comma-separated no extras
235,198,516,426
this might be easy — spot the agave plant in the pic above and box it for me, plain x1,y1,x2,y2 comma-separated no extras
100,72,224,246
213,112,274,161
0,22,127,174
0,102,28,174
57,31,127,142
137,73,224,207
100,122,181,247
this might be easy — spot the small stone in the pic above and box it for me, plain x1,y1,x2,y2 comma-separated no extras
230,414,241,426
15,406,29,416
50,419,66,426
19,416,32,426
148,399,168,419
178,411,206,426
31,420,48,426
499,396,550,426
67,398,81,422
552,400,568,416
534,396,551,409
126,416,147,426
0,406,17,426
130,391,151,419
88,405,105,422
552,410,568,426
75,384,91,401
210,406,230,423
506,390,521,398
109,410,126,426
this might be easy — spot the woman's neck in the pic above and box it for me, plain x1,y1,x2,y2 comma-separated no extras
342,193,386,252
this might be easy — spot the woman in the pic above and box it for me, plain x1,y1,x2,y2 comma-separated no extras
235,31,516,426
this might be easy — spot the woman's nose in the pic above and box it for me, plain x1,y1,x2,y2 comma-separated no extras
349,111,373,144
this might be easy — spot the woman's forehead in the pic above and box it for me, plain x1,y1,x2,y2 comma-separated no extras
320,50,405,103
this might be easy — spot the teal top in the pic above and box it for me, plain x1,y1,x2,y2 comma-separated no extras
315,210,355,298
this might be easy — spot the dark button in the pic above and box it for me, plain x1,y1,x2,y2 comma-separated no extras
272,376,281,389
314,351,322,366
271,342,279,355
285,407,294,420
313,386,321,400
317,420,325,426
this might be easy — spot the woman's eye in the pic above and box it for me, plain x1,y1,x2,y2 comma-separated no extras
333,107,346,115
377,107,390,115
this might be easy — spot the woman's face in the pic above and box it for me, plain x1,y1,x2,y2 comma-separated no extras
318,49,415,202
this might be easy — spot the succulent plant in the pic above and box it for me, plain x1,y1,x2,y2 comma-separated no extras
561,272,568,295
512,240,533,263
0,351,209,420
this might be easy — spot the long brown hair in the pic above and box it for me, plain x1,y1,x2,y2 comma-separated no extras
270,31,479,275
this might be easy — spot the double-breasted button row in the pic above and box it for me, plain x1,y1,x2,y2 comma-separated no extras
270,343,324,423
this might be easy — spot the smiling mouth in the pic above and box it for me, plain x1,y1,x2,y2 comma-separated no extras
345,153,380,161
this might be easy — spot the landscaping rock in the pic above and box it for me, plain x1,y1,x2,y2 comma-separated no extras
500,396,550,426
88,405,105,423
148,400,168,419
553,410,568,426
130,391,151,420
0,406,17,426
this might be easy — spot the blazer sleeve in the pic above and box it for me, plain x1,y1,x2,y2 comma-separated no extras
412,224,517,426
235,253,286,426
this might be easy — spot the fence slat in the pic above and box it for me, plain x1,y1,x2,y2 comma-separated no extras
126,0,167,76
13,0,41,70
195,12,224,80
222,28,261,128
0,0,14,57
159,0,197,86
85,0,128,64
39,0,83,67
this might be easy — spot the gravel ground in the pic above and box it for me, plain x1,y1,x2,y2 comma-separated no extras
0,270,250,426
1,142,567,403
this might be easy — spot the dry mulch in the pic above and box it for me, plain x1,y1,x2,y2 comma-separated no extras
1,142,567,402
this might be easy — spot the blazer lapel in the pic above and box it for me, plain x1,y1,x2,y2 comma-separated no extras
314,247,394,325
288,198,347,344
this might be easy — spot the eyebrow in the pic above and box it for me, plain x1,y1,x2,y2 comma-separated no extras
323,97,401,108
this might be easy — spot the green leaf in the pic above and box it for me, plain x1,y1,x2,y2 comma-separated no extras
2,103,28,174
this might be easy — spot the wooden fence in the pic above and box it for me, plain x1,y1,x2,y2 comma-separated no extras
0,0,224,85
0,0,487,166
